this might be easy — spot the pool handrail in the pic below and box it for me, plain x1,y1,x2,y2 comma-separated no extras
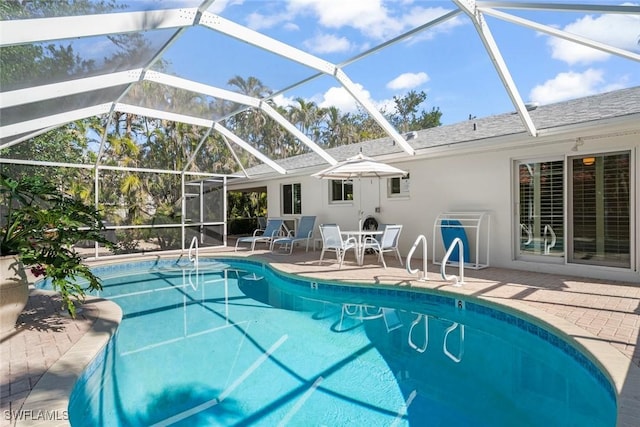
189,236,199,267
408,313,429,353
543,224,557,254
406,234,428,281
443,322,465,363
441,237,464,286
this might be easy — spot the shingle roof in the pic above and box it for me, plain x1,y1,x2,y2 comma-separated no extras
239,86,640,179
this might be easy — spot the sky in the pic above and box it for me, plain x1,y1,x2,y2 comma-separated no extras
53,0,640,126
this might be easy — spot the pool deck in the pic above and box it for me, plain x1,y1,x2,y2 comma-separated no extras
2,246,639,426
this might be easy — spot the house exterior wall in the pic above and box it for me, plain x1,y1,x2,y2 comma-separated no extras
233,127,639,283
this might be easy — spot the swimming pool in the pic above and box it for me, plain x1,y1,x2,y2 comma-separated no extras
60,258,616,426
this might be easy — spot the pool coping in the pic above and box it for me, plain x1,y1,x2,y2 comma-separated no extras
16,254,640,426
15,295,122,427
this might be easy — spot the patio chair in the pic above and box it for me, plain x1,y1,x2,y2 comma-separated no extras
319,224,357,269
257,216,267,231
363,223,387,255
362,224,403,268
272,216,317,254
235,218,284,252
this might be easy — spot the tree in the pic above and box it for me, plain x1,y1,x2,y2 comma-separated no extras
389,90,442,132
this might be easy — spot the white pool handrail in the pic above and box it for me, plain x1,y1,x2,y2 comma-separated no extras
543,224,557,255
520,223,532,245
406,234,428,281
408,313,429,353
443,322,465,363
441,237,464,286
188,236,199,268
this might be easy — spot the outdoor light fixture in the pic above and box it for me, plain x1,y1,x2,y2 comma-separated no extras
571,137,584,152
582,157,596,166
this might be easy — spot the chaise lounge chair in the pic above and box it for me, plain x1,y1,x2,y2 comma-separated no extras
235,218,284,252
272,215,317,254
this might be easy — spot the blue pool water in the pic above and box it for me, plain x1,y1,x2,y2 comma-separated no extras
58,258,616,426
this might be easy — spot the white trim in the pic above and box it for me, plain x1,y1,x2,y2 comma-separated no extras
260,103,337,166
198,11,412,156
1,70,143,108
454,1,537,137
114,103,212,128
199,12,335,75
145,71,261,107
212,123,287,175
0,9,196,46
146,71,336,166
481,8,640,62
0,104,112,137
478,2,640,14
334,69,415,155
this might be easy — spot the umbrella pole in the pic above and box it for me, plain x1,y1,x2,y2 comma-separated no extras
358,178,363,230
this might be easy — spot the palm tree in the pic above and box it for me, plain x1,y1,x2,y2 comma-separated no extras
288,98,323,140
227,75,272,99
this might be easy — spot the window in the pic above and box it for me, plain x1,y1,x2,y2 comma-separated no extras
282,183,301,215
330,179,353,203
517,160,564,258
388,173,410,197
570,152,630,268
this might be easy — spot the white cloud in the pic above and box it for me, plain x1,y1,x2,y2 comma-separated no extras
386,72,429,90
315,83,391,113
288,0,397,39
245,11,290,31
401,6,465,43
207,0,245,14
317,86,363,113
272,94,298,109
303,33,353,54
240,0,464,45
287,0,454,41
529,69,607,104
283,22,300,31
548,12,640,65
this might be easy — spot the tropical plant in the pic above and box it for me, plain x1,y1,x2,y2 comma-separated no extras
0,173,114,317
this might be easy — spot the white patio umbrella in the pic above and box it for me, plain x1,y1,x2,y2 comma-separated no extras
312,153,407,227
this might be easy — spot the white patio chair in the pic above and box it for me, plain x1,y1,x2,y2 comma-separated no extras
363,224,403,268
272,216,317,254
235,218,284,252
319,224,357,269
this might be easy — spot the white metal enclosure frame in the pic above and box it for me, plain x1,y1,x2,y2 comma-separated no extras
2,1,639,174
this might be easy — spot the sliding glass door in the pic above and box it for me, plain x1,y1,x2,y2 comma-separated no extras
516,151,631,269
569,152,630,268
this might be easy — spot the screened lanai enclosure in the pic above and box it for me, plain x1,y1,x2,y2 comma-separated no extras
1,1,639,258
